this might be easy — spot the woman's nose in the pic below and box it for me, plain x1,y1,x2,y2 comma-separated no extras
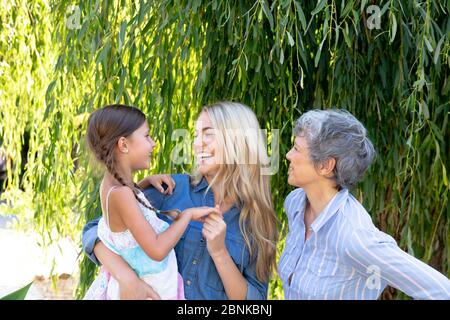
286,149,292,161
193,136,203,148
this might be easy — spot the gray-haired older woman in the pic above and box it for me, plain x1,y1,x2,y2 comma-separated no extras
278,109,450,300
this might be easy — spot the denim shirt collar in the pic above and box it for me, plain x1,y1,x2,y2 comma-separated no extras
193,176,209,193
192,176,240,223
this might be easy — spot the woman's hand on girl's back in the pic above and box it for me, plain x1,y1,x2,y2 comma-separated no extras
119,275,161,300
138,174,176,194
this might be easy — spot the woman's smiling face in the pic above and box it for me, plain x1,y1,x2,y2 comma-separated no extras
286,136,320,188
193,111,220,178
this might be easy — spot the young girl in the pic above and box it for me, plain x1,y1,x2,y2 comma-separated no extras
83,104,220,300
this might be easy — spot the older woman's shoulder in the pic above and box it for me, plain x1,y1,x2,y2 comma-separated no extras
338,202,398,259
284,188,304,206
337,192,396,250
284,188,306,222
339,192,375,230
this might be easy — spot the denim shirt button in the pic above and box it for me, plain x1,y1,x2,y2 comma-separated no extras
186,280,192,286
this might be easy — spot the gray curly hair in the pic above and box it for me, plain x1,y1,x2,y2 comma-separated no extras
294,109,375,189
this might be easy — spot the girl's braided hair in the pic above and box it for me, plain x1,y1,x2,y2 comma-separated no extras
87,104,154,211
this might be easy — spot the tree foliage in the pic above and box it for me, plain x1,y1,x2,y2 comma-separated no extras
1,0,449,299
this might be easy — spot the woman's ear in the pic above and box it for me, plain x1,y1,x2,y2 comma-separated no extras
318,158,336,177
117,137,129,154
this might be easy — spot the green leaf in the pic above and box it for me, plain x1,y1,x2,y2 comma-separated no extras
343,22,352,48
286,31,295,47
314,38,326,67
118,20,127,53
389,13,397,43
424,37,433,53
45,80,57,103
258,7,263,22
380,2,390,16
312,0,327,16
342,0,355,17
95,42,111,64
1,282,33,300
262,0,274,30
294,2,307,30
429,121,444,143
442,164,448,187
360,0,368,13
434,35,445,64
406,135,412,148
421,101,430,119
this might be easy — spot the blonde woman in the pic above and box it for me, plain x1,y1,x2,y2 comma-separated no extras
82,101,279,299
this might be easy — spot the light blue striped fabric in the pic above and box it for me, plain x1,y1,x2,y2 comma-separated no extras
278,188,450,300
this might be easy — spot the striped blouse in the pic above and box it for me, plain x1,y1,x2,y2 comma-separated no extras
278,188,450,300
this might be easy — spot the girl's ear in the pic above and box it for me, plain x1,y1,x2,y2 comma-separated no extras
117,137,129,154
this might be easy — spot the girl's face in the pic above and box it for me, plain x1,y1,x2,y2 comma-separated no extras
286,136,320,188
126,122,156,170
193,111,220,178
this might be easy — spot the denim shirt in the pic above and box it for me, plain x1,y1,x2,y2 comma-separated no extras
82,174,268,300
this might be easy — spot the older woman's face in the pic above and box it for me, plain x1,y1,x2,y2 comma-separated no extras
286,136,320,188
193,111,220,178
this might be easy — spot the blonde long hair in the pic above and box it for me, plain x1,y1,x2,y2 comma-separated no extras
192,101,279,282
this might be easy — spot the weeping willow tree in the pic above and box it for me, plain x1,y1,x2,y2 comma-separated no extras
0,0,449,300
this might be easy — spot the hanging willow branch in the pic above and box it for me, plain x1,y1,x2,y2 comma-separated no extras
0,0,448,299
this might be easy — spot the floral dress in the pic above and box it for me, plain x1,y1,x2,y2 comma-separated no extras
84,187,184,300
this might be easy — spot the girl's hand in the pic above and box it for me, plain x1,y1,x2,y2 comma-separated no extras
119,275,161,300
138,174,176,195
183,206,222,222
202,207,227,258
